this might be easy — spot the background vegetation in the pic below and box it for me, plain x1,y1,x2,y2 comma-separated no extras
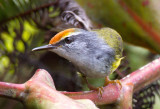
0,0,160,109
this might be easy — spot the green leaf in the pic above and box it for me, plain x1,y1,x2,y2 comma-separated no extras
0,56,10,67
16,40,24,52
1,33,14,52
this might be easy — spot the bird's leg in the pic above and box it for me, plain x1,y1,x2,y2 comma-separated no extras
82,75,94,90
104,76,122,89
82,75,104,97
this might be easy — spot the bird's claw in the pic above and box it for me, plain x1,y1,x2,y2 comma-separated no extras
105,77,122,89
88,86,104,98
97,87,104,98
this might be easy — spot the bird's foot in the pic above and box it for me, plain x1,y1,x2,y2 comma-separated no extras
104,77,122,89
82,76,104,98
87,84,104,98
96,87,104,98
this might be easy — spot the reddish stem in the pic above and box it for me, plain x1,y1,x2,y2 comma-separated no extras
122,58,160,92
63,84,120,105
0,82,25,101
118,84,133,109
63,58,160,105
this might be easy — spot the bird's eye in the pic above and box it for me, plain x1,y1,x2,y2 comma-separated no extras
64,37,73,44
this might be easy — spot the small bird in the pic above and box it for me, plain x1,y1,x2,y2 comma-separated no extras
32,28,123,93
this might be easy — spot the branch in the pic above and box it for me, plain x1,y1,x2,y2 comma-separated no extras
122,57,160,91
63,58,160,106
0,58,159,109
0,82,25,101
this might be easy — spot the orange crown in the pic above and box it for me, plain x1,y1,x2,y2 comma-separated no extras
49,28,75,44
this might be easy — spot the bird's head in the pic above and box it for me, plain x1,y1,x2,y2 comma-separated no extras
32,28,97,62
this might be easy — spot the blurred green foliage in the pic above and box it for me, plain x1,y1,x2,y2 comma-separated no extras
0,0,160,109
75,0,160,53
125,43,150,71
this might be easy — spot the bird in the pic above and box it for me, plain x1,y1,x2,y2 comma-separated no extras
32,28,123,94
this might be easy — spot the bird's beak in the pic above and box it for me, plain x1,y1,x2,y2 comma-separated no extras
32,44,57,51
